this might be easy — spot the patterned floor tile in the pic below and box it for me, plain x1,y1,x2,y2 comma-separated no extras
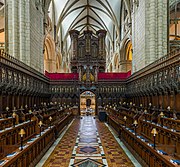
42,120,79,167
96,120,134,167
43,116,136,167
71,158,106,167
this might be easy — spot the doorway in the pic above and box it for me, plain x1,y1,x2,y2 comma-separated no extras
80,91,96,116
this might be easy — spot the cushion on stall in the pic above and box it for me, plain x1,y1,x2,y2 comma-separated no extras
170,159,180,165
157,150,168,155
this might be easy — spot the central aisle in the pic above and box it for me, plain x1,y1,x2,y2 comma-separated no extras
42,116,135,167
69,116,108,166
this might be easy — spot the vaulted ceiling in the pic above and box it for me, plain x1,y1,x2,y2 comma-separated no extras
47,0,131,48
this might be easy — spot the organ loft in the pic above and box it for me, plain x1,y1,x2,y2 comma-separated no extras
69,29,106,84
0,0,179,167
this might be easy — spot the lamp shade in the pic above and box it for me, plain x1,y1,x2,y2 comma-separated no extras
39,121,43,126
49,116,52,121
123,116,127,121
160,112,164,117
12,112,16,118
19,129,26,136
133,120,138,126
151,128,158,135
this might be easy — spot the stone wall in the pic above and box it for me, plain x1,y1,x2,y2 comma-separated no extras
132,0,168,73
5,0,44,73
132,0,146,72
29,0,44,72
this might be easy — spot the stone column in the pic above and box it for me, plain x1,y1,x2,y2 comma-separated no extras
96,30,106,59
6,0,44,73
19,0,26,62
69,30,79,59
146,0,168,61
132,0,168,73
7,0,19,58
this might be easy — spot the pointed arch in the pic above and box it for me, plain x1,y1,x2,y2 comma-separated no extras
114,54,119,71
125,40,132,72
44,34,56,73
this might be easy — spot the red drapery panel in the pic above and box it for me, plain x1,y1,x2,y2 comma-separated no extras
98,71,131,80
45,71,79,80
45,71,131,81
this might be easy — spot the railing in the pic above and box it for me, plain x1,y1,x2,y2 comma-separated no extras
126,49,180,96
0,50,48,83
0,47,180,109
128,49,180,82
0,49,49,96
108,116,179,167
0,111,73,167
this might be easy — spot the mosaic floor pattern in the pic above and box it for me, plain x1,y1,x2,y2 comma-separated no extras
69,116,108,167
42,120,80,167
42,116,135,167
96,120,134,167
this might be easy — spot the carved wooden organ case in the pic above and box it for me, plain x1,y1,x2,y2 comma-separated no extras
69,29,106,86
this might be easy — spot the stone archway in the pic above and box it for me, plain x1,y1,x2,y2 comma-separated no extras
125,41,132,72
44,34,56,73
80,91,96,116
109,63,113,72
56,52,62,72
119,39,132,72
114,54,119,72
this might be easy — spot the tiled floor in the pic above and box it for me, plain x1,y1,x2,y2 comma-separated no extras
69,116,108,167
42,119,80,167
39,116,140,167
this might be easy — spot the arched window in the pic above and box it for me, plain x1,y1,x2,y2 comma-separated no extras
126,42,132,61
125,41,132,72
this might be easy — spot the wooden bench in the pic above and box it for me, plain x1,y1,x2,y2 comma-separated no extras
107,115,180,167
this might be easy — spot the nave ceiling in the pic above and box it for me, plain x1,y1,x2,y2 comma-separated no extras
45,0,132,53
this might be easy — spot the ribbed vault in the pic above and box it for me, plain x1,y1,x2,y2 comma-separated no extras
44,0,132,73
47,0,131,46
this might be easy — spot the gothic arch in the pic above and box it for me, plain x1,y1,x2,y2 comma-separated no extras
119,38,132,72
113,54,119,72
109,63,113,72
44,34,56,73
126,42,132,61
125,41,132,72
62,62,67,73
56,52,62,72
